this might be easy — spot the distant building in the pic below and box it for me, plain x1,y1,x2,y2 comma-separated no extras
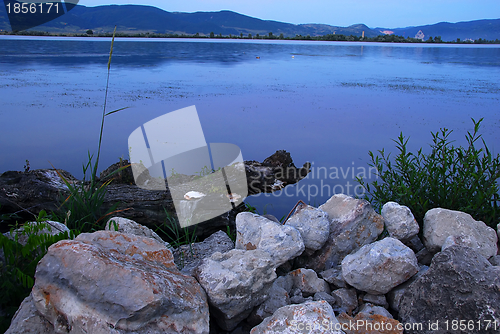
415,30,425,40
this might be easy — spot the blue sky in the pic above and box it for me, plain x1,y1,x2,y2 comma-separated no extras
77,0,500,28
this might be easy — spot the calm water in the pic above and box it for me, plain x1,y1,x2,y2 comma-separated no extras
1,36,499,218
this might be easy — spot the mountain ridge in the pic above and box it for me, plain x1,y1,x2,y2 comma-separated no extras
0,3,498,41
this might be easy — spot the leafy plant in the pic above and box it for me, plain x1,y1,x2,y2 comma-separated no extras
156,209,198,249
357,118,500,229
0,211,75,332
53,26,128,232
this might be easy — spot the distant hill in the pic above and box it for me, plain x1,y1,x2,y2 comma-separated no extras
0,3,380,37
378,19,500,41
0,2,498,41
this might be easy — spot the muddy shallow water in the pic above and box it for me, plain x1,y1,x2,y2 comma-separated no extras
1,36,499,218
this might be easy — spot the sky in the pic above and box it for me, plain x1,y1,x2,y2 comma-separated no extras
76,0,500,28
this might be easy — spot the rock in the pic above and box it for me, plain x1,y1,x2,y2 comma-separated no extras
415,247,434,265
288,268,330,297
441,234,482,252
305,194,384,271
99,159,135,184
194,249,277,331
105,216,169,247
245,150,310,195
357,303,394,319
247,279,290,326
489,255,500,266
422,208,497,258
403,235,425,253
386,265,429,313
341,237,419,294
273,274,293,294
172,230,234,275
285,203,330,253
319,266,347,288
332,288,358,315
4,294,53,334
381,202,419,242
313,291,337,306
497,223,500,241
235,212,304,267
29,231,209,334
337,312,403,334
250,301,344,334
289,288,313,305
399,245,500,334
361,293,389,309
262,214,280,223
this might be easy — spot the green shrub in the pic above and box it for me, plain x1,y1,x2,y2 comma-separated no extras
357,118,500,229
0,211,75,332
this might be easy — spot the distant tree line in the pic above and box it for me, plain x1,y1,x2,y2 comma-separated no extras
1,29,499,44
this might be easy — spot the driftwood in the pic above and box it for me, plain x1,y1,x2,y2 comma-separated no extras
0,150,310,238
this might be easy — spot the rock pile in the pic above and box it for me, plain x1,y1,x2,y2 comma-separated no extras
5,195,500,334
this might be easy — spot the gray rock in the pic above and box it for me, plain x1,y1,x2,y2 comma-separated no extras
104,216,169,247
441,234,483,253
423,208,497,258
319,266,347,288
357,303,393,319
381,201,419,242
5,294,53,334
194,249,277,331
404,234,425,252
29,231,209,334
273,274,293,294
285,204,330,253
250,301,344,334
489,255,500,266
235,212,305,267
313,291,337,306
306,194,384,271
248,280,290,326
386,265,429,313
288,268,330,297
415,247,434,265
497,223,500,242
399,246,500,334
173,230,234,275
342,237,418,294
331,288,358,315
361,293,389,309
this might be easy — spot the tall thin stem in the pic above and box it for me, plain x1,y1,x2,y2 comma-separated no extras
92,26,117,186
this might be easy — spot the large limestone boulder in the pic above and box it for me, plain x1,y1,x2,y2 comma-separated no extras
423,208,497,258
284,204,330,253
235,212,304,267
194,249,277,331
305,194,384,271
399,245,500,334
25,231,209,334
341,237,418,294
173,230,234,275
5,295,53,334
250,300,344,334
104,216,169,247
381,202,419,242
